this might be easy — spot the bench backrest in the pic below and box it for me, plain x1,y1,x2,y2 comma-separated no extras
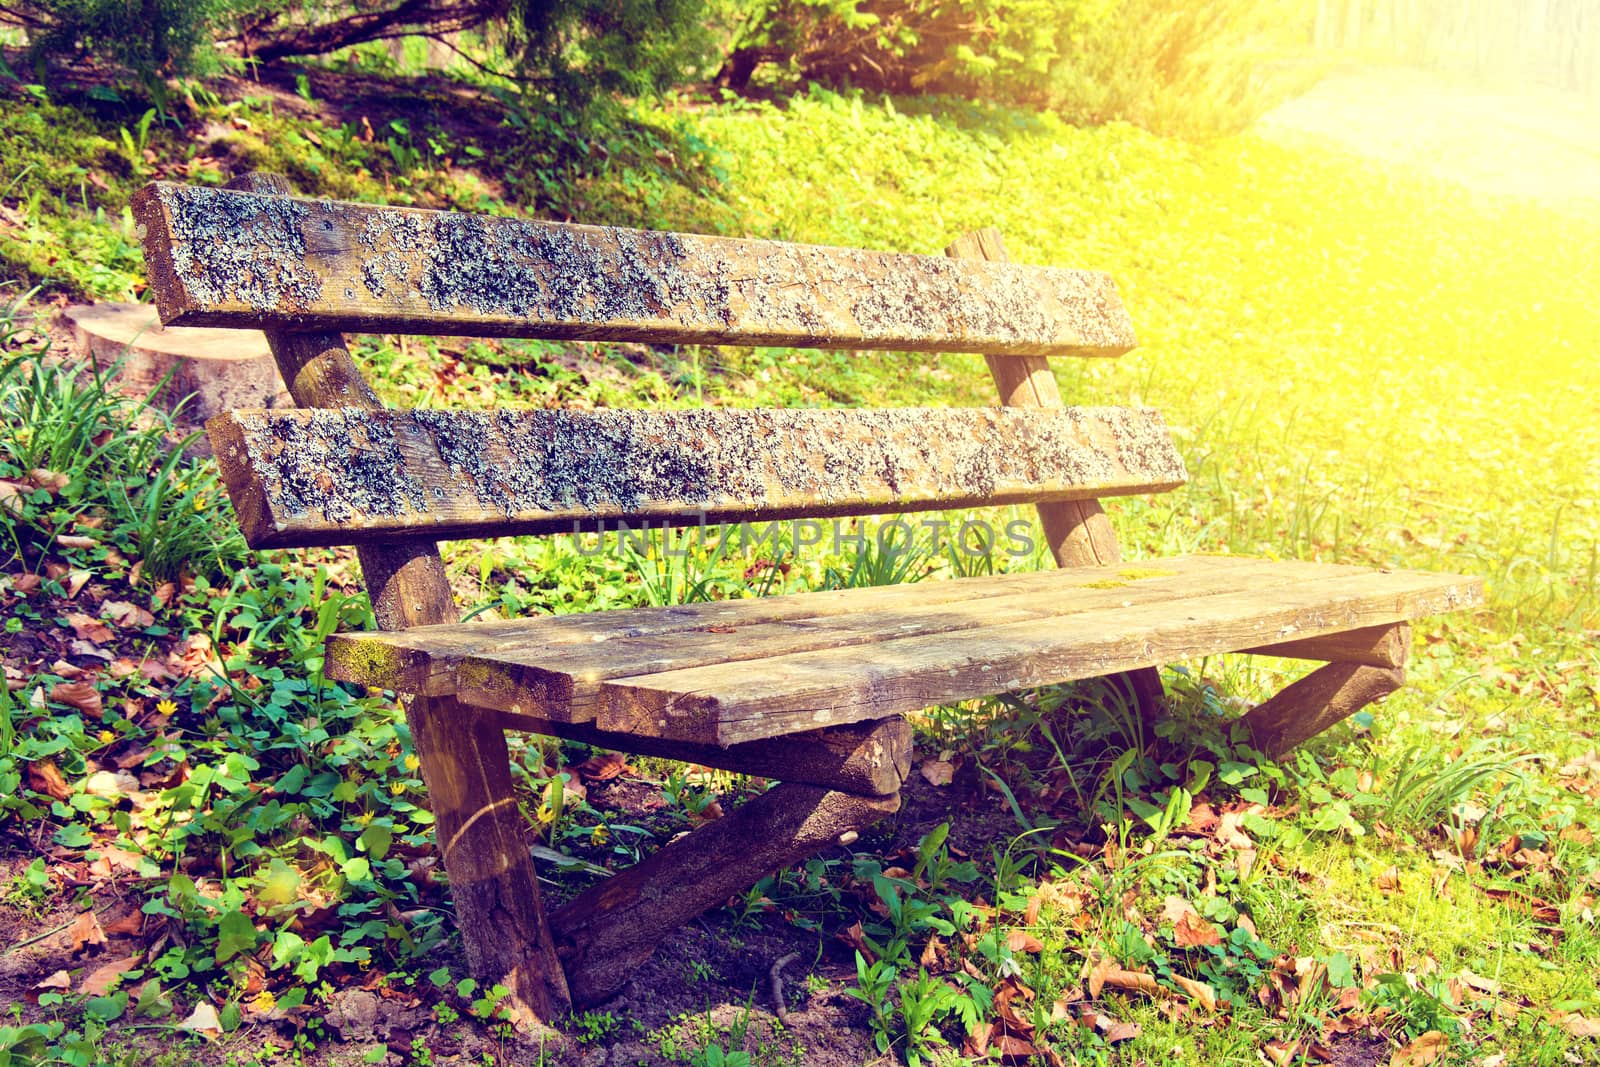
134,176,1182,627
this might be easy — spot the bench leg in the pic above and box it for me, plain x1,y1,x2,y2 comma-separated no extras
408,695,571,1022
1240,662,1406,758
550,783,901,1007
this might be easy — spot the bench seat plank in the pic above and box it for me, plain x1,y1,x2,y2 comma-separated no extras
326,556,1481,746
588,564,1480,745
134,182,1136,356
326,554,1256,695
209,405,1186,548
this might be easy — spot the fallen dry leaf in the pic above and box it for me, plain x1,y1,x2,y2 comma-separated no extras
836,920,874,961
1216,810,1253,850
51,680,103,719
1083,1010,1138,1043
1088,955,1160,998
1171,974,1217,1012
68,910,107,954
576,751,630,781
1376,865,1402,893
65,569,92,598
1005,929,1044,954
102,600,155,629
27,759,72,801
1235,847,1258,880
103,910,144,936
68,639,112,661
29,468,69,492
962,1019,993,1057
919,759,955,786
1457,968,1501,996
1556,1012,1600,1038
1173,910,1223,949
29,970,72,1001
179,1000,223,1040
1392,1030,1448,1065
1262,1039,1300,1066
1161,895,1199,925
79,954,141,996
83,770,140,798
56,534,97,549
66,612,114,644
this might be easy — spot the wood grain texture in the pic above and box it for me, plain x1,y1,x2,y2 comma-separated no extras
550,784,900,1006
947,228,1166,718
134,181,1136,356
595,567,1483,745
1246,622,1411,668
1240,662,1406,757
485,713,911,796
326,555,1262,696
207,405,1186,549
455,558,1303,724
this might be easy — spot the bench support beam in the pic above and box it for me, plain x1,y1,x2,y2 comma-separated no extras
947,227,1166,719
488,713,912,796
550,783,900,1007
1245,622,1410,668
1241,662,1406,758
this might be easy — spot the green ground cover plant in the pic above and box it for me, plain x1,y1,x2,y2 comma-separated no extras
0,51,1596,1067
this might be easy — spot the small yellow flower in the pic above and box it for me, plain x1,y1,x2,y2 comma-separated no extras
354,810,375,825
98,729,115,744
156,698,177,716
389,781,406,795
590,824,609,847
403,754,420,772
535,802,556,826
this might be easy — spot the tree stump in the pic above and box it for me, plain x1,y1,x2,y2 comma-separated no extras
66,303,288,422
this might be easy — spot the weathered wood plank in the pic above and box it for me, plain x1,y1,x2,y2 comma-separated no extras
485,714,911,795
550,784,900,1006
948,226,1166,717
1240,662,1406,757
208,405,1186,549
327,555,1268,695
595,569,1484,745
455,557,1304,723
1245,622,1411,668
134,181,1137,356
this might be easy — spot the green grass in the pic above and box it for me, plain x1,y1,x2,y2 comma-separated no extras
1,71,1597,1066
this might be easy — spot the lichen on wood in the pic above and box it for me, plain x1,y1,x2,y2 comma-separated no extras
206,405,1189,548
134,182,1138,356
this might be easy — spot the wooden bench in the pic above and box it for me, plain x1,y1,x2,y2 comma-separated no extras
133,174,1483,1024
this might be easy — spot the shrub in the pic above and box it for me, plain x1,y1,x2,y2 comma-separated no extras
1046,0,1316,136
713,0,1314,136
5,0,247,81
